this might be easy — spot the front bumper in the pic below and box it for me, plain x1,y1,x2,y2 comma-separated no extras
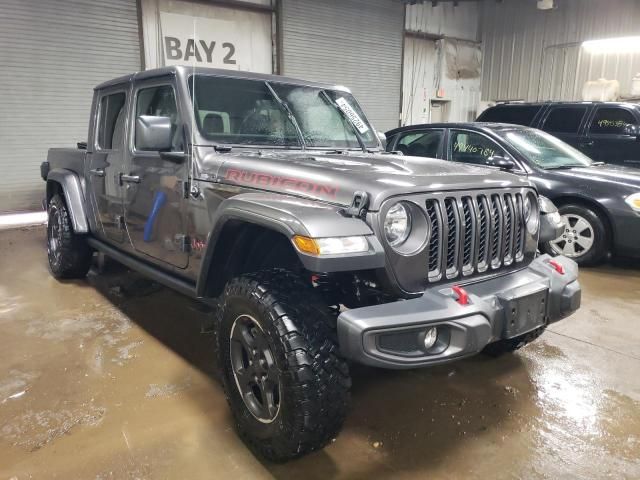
337,254,580,369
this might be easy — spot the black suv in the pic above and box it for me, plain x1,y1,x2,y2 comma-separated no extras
477,102,640,168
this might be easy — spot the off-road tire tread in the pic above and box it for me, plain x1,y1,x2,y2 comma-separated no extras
47,194,92,279
482,324,547,357
216,268,351,462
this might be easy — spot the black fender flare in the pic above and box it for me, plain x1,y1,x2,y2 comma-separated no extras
46,169,89,233
194,193,385,297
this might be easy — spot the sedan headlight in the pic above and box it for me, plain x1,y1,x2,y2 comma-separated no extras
625,193,640,212
384,202,411,247
524,193,540,234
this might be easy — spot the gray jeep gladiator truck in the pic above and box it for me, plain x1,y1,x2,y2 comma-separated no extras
41,66,580,461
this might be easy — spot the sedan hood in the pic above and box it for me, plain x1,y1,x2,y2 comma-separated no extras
545,164,640,191
198,149,531,210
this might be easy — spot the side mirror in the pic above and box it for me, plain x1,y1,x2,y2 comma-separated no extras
377,131,387,148
623,124,640,140
136,115,173,151
486,155,516,171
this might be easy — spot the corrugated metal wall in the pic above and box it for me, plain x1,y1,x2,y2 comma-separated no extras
280,0,404,132
481,0,640,102
0,0,141,212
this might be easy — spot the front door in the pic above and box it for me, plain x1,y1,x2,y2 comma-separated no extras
87,88,128,243
123,80,189,269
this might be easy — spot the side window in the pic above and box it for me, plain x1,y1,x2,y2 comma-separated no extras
97,92,126,150
589,107,637,135
541,107,587,134
396,130,444,157
135,85,181,151
450,130,504,166
478,105,542,126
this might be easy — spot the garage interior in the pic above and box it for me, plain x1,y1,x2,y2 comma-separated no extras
1,0,640,478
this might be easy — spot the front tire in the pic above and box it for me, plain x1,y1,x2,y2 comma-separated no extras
542,204,608,266
47,194,92,279
216,269,351,462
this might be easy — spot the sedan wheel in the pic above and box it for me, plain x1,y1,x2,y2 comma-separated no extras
549,213,594,258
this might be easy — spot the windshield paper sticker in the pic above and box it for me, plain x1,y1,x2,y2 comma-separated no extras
335,97,370,134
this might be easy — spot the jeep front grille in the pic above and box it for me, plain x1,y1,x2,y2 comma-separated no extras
425,192,526,282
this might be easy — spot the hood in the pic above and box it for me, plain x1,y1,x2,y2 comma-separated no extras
198,149,531,210
544,164,640,191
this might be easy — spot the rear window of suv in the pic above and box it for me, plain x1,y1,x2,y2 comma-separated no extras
477,105,542,125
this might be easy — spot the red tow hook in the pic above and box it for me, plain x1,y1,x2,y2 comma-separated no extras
451,285,470,306
548,260,565,275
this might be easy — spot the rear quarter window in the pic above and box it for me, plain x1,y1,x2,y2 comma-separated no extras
477,105,542,125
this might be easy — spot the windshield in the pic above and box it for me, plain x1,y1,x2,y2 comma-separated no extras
189,75,378,149
497,128,593,169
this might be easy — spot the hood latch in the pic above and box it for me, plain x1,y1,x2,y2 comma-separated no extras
340,191,369,219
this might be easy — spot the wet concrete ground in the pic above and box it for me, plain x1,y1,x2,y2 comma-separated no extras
1,226,639,479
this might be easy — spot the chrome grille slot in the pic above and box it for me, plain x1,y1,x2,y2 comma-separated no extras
476,195,491,272
425,199,443,281
461,197,475,275
443,198,460,278
514,194,525,261
490,194,503,268
503,193,514,265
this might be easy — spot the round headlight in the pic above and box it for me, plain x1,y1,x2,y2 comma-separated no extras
524,193,540,234
384,202,411,247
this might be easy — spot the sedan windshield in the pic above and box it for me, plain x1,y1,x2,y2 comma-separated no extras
189,75,378,149
497,128,593,169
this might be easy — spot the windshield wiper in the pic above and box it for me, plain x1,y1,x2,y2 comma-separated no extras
544,164,584,170
319,90,367,153
264,81,306,150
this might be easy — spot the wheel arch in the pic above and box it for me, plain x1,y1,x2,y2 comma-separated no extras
46,169,89,233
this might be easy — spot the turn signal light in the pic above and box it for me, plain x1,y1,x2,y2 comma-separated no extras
292,235,320,255
549,260,565,274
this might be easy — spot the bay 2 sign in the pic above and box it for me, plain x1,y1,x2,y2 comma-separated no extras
159,11,272,73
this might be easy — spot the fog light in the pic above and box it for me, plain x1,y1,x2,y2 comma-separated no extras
423,327,438,350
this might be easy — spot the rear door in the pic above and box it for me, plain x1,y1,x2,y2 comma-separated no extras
87,87,129,243
392,129,445,158
123,78,190,269
539,105,589,152
586,105,640,167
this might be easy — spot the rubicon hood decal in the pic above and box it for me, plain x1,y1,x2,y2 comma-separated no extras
224,167,338,199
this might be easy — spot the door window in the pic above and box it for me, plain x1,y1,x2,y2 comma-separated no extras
589,107,637,134
450,130,504,166
541,107,587,134
97,92,126,150
396,130,443,157
135,85,181,151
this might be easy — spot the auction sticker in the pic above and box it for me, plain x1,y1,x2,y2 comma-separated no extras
335,97,370,134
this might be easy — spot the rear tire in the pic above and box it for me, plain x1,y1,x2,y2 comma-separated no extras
542,204,608,266
47,194,92,279
216,269,351,462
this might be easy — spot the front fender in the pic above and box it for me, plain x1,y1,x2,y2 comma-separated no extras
195,192,386,296
46,169,89,233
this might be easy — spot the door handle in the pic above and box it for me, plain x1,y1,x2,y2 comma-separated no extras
89,168,105,177
120,173,141,184
580,141,594,147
